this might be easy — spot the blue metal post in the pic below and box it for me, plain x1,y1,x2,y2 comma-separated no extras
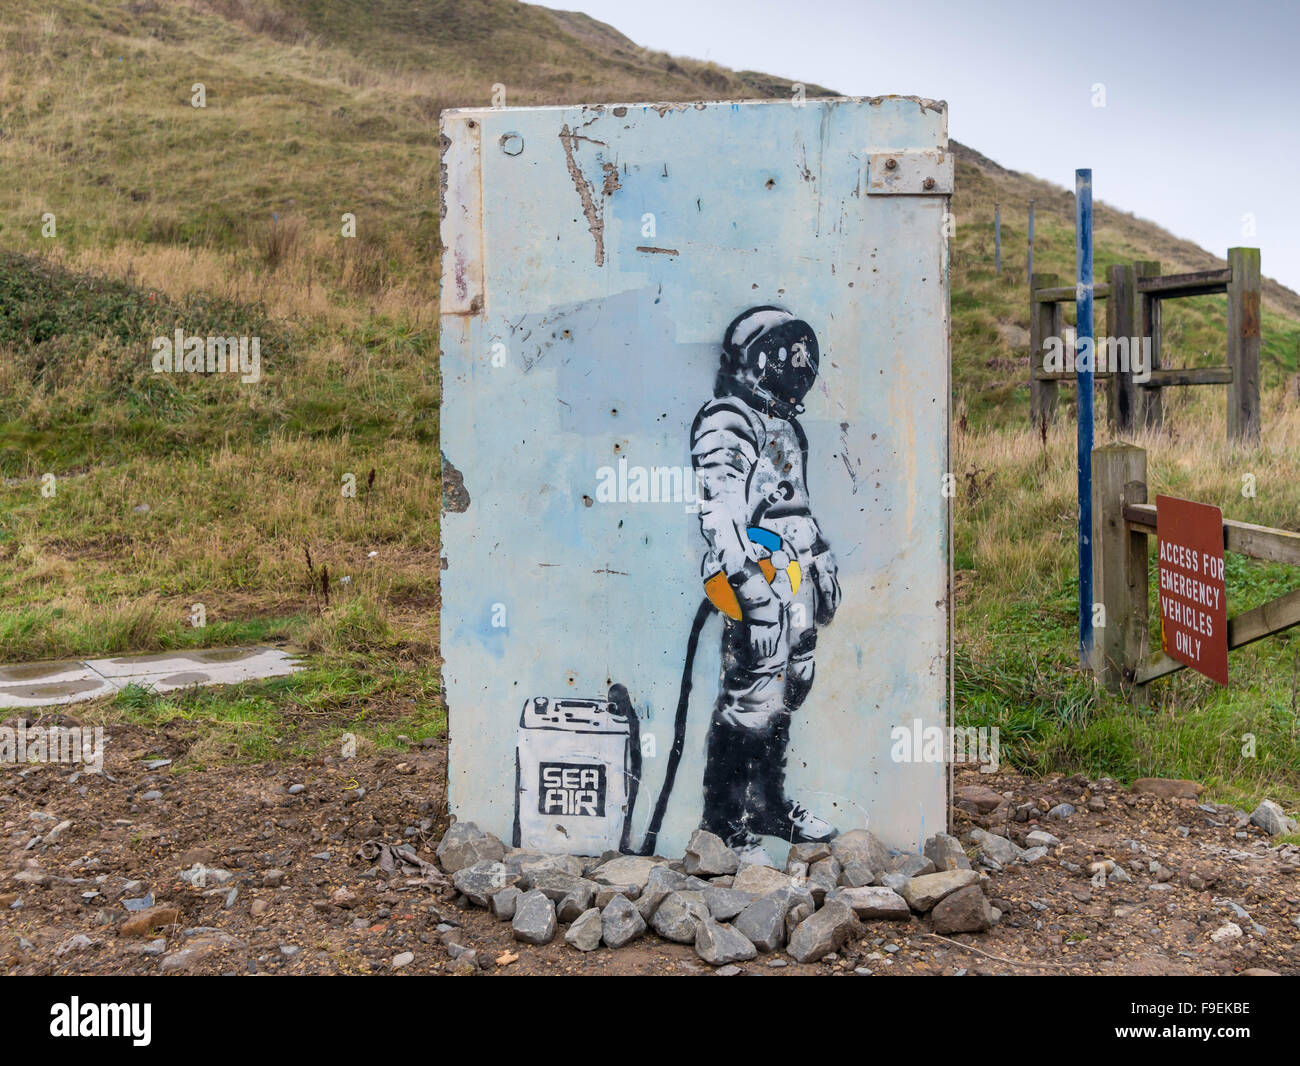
1076,169,1094,666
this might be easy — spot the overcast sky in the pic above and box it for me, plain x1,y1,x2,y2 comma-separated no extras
540,0,1300,292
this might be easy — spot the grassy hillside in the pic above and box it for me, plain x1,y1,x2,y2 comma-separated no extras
2,0,1299,811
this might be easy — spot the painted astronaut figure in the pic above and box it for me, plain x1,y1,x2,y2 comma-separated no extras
691,306,842,864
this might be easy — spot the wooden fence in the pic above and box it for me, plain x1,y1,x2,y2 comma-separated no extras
1031,248,1261,443
1090,442,1300,693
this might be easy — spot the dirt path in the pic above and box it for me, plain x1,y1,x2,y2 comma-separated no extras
3,726,1297,975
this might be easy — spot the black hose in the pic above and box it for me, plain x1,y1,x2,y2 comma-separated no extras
636,597,713,856
608,683,639,854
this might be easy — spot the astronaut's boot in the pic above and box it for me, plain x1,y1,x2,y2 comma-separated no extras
700,719,774,867
748,715,837,844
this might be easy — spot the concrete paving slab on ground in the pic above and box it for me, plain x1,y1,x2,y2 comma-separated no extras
0,646,305,709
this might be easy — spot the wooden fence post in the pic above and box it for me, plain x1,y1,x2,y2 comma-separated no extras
1030,272,1060,424
1091,443,1149,691
1135,261,1162,430
1227,247,1261,444
1107,263,1138,434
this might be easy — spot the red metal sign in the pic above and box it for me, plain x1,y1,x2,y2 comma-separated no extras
1157,495,1227,684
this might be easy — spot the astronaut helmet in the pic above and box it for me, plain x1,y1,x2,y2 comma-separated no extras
717,306,819,418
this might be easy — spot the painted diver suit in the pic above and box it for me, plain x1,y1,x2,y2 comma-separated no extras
690,306,842,863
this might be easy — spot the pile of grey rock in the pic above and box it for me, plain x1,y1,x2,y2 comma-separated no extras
435,822,999,966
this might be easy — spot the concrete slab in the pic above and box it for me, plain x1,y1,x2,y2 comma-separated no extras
0,646,305,709
0,676,119,708
86,645,271,678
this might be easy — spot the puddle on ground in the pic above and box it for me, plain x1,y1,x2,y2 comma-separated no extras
191,648,258,664
102,647,258,667
0,680,106,700
0,662,85,683
156,672,212,686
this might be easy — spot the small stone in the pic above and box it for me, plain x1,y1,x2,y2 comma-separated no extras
829,886,910,921
1024,829,1060,849
532,870,598,905
601,893,646,948
880,872,911,893
931,884,993,934
436,822,506,873
838,860,877,888
733,896,786,952
969,828,1023,868
715,964,742,976
651,891,710,943
262,869,285,888
787,842,832,867
588,855,660,892
901,869,980,913
784,902,812,942
392,951,415,968
121,906,181,937
768,957,788,968
923,832,971,872
329,886,358,909
506,852,585,885
703,885,755,922
732,864,795,897
787,900,858,963
1047,803,1075,820
954,784,1005,814
885,853,935,878
1210,922,1243,943
490,886,522,921
141,791,163,802
44,819,74,844
56,934,96,955
512,889,557,946
636,865,692,920
122,894,155,912
683,829,740,877
695,919,757,965
288,784,306,795
830,829,890,873
808,856,841,899
1131,778,1203,802
565,907,604,951
1249,800,1298,837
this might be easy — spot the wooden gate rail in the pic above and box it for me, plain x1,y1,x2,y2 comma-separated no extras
1091,442,1300,692
1030,248,1260,443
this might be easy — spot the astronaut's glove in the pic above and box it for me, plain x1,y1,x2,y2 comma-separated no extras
730,562,783,658
811,549,841,625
